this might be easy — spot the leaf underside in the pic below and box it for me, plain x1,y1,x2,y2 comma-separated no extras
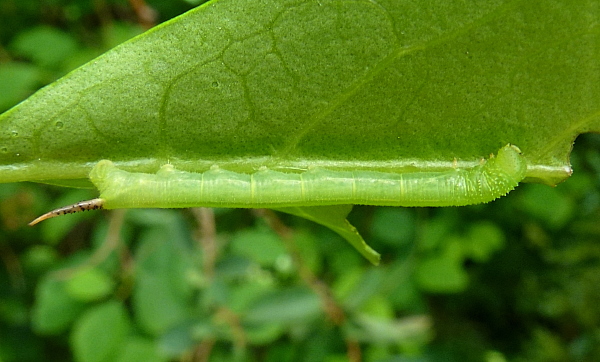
0,0,598,185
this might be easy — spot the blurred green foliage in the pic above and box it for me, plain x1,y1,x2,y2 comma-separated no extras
1,1,600,361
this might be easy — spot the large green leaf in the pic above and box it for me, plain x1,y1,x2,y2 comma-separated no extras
0,0,598,185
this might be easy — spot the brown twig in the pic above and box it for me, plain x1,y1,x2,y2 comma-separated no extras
127,0,157,29
190,208,217,280
190,338,216,362
347,338,362,362
190,208,246,359
215,306,247,353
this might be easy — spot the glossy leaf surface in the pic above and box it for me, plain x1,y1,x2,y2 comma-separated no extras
0,0,598,186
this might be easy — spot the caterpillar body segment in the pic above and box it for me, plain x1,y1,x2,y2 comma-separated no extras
30,144,527,224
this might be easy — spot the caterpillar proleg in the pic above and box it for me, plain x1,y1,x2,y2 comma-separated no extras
29,144,526,225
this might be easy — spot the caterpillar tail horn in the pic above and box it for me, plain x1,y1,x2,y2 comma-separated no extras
29,198,105,226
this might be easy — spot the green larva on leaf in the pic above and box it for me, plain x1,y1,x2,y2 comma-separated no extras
29,144,527,225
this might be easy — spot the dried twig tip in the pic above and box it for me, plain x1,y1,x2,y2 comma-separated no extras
28,198,105,226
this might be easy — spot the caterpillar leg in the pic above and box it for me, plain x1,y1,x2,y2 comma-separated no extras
29,198,104,226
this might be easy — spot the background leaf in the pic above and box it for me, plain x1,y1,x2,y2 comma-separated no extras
70,300,131,362
32,277,87,335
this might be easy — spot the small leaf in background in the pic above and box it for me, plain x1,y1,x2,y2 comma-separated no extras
327,242,365,277
11,26,79,69
101,22,144,50
214,255,255,280
32,277,87,335
349,314,432,346
67,49,107,73
332,265,365,303
158,322,196,358
292,229,321,274
115,336,166,362
415,241,469,293
134,269,191,336
359,294,395,320
519,184,575,229
462,222,506,262
243,287,321,324
0,62,42,112
230,225,288,268
71,300,131,362
379,260,423,310
244,322,284,345
133,222,194,336
418,211,457,252
561,172,598,215
341,268,387,311
21,245,59,274
203,277,230,307
66,268,115,302
371,208,416,246
224,281,273,316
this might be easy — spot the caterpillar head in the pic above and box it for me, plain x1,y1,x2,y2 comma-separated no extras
492,144,527,181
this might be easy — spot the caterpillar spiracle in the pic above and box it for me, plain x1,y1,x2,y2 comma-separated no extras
29,144,526,225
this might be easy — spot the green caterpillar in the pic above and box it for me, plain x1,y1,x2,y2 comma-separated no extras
30,144,526,225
